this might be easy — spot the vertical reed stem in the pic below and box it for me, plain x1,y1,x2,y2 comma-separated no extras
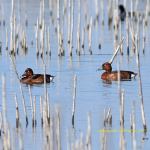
36,19,39,56
86,113,92,150
69,0,74,56
135,35,147,132
32,96,36,128
126,14,129,55
76,0,81,55
81,28,85,53
142,19,146,54
68,0,71,45
20,84,28,126
40,96,43,126
14,94,20,128
88,17,92,55
47,27,51,56
6,28,8,50
57,0,61,56
2,75,7,129
56,107,61,150
131,101,137,150
0,112,2,137
72,75,77,127
120,90,124,128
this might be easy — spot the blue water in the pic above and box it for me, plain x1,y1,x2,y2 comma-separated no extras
0,0,150,149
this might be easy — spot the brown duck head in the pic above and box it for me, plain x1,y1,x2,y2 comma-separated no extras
102,62,112,72
22,68,34,78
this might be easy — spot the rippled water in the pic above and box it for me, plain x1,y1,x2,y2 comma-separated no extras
0,0,150,149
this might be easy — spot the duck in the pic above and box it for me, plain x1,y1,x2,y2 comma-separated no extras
20,68,55,84
99,62,137,81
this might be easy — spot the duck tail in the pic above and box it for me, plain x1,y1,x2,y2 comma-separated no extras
131,72,137,79
50,75,55,81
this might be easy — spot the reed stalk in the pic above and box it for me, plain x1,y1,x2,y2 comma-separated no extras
50,116,54,150
142,19,146,54
57,0,61,56
2,75,12,149
6,27,8,50
5,124,11,150
68,0,71,45
135,35,147,132
101,127,107,150
126,14,129,55
16,24,19,54
9,55,28,126
109,37,124,64
55,107,61,150
120,90,124,128
43,101,50,147
43,64,47,103
0,112,2,137
69,0,74,56
131,101,137,150
86,113,92,150
108,0,113,27
18,126,23,150
95,0,99,22
0,42,1,54
28,85,33,109
137,14,140,53
32,96,37,128
40,21,45,58
88,17,92,55
10,0,14,54
76,0,81,56
35,19,39,56
145,0,149,26
47,93,50,124
63,0,67,17
40,96,43,126
84,0,88,25
20,84,28,127
47,27,51,56
14,94,20,128
72,75,77,127
2,75,7,126
129,22,136,52
119,127,126,150
120,21,123,55
120,103,126,150
81,27,85,53
101,0,104,25
131,0,133,20
39,0,42,28
105,108,112,126
13,15,16,55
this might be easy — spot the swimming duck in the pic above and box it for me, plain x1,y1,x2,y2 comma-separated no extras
99,62,137,81
20,68,54,84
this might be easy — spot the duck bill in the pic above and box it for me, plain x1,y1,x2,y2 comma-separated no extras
21,73,27,78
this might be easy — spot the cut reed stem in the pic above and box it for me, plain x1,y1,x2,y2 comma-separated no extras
135,35,147,132
14,94,20,128
109,37,124,64
72,75,77,127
